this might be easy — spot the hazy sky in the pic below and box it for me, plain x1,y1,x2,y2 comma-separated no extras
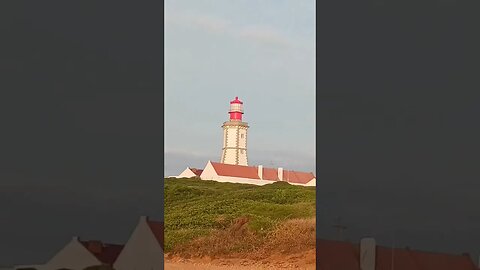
164,0,315,176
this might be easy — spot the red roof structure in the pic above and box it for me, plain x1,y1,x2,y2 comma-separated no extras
282,170,316,184
411,249,478,270
316,238,478,270
262,167,280,181
317,239,360,270
209,162,315,184
80,240,124,265
146,220,164,250
189,168,203,176
210,162,260,179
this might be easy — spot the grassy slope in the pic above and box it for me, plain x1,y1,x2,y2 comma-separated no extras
164,177,316,253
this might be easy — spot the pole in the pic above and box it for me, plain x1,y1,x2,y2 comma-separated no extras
391,231,395,270
333,217,347,241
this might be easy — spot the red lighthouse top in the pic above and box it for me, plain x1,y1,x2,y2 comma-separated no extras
229,96,244,121
230,96,243,104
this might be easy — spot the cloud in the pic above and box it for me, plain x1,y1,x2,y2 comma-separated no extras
237,25,292,47
164,150,217,177
165,11,297,49
249,149,315,172
191,14,230,33
165,12,230,34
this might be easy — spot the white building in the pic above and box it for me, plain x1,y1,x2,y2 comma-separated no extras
173,96,316,187
113,216,163,270
175,161,316,186
199,161,316,186
176,167,203,178
15,238,123,270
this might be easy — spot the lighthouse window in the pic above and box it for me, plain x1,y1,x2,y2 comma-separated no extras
241,134,244,138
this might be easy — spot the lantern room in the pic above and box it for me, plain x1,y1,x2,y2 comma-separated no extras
229,96,244,121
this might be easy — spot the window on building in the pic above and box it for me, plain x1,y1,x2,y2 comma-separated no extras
241,134,244,138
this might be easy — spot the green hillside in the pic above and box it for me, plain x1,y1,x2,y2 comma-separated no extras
164,177,316,253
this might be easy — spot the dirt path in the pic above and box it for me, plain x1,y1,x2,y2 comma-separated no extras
165,249,316,270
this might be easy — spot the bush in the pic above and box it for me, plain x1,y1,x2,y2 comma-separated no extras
164,178,315,255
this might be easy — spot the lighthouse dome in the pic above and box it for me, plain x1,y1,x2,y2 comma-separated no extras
230,96,243,104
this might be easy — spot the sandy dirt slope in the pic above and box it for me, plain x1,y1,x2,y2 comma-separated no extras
165,249,316,270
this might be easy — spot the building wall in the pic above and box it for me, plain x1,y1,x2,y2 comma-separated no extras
201,162,315,187
221,122,248,166
205,174,276,186
200,162,276,186
177,168,196,178
200,161,219,180
222,125,238,165
220,127,227,163
226,125,238,147
40,238,100,270
114,218,163,270
289,178,316,187
237,125,248,166
306,178,316,186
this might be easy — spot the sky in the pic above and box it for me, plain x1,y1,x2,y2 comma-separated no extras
164,0,316,177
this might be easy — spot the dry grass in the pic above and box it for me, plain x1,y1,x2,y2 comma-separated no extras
172,216,261,258
170,217,316,259
258,217,316,255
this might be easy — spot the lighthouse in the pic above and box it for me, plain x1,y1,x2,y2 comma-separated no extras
220,96,249,166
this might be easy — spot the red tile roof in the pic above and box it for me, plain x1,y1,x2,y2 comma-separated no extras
316,238,478,270
80,240,123,265
189,168,203,176
411,250,478,270
210,162,260,179
282,170,315,184
375,246,418,270
262,167,280,181
317,239,360,270
147,220,164,250
210,162,315,184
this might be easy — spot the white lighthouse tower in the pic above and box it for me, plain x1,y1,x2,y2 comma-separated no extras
220,97,249,166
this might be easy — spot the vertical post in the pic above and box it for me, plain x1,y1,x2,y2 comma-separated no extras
258,165,263,180
360,238,376,270
333,217,347,241
391,231,395,270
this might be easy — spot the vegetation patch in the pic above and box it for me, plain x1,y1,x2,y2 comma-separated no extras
164,177,316,255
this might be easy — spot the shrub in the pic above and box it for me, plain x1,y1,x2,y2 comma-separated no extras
164,178,316,256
